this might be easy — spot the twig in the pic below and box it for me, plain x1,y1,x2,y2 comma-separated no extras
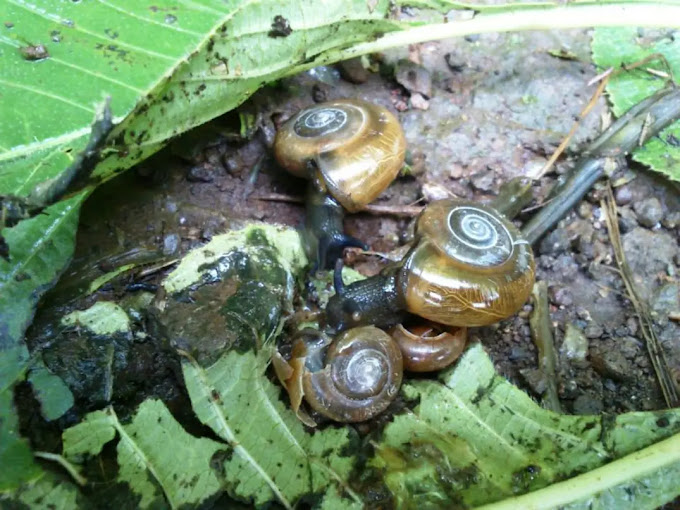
521,86,680,245
254,193,424,217
602,186,679,408
529,281,562,413
34,451,88,486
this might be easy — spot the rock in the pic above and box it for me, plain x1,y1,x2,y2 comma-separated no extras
591,349,634,381
572,394,604,415
652,282,680,323
549,286,573,307
560,322,588,361
395,60,432,98
519,367,546,395
162,233,180,256
539,228,571,255
662,211,680,229
614,185,633,206
633,197,663,228
577,202,593,219
312,84,327,103
186,163,215,183
584,322,604,339
337,57,370,84
421,181,451,202
409,93,430,110
469,170,495,192
623,228,678,277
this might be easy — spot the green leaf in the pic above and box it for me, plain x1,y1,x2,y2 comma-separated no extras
183,350,358,509
373,344,680,508
0,193,84,345
0,472,82,510
0,344,41,492
592,27,680,181
63,401,225,509
27,361,74,422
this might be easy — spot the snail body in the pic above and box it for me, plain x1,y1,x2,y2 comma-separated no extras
274,99,406,269
326,199,535,331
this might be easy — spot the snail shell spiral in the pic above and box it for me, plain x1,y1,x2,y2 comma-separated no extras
302,326,403,423
274,99,406,212
399,199,535,327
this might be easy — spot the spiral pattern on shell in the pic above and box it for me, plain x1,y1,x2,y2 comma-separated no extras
273,99,406,212
302,326,403,423
399,199,535,327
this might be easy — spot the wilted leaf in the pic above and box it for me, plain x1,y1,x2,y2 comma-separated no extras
592,27,680,181
63,400,225,509
27,361,74,422
373,343,680,508
183,350,358,509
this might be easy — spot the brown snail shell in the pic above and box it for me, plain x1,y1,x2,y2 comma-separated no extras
274,99,406,212
390,323,467,372
301,326,403,423
398,199,535,327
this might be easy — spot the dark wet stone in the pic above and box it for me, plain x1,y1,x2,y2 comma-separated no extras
633,197,663,228
223,155,241,176
186,163,215,183
338,57,370,84
519,367,546,395
618,210,638,234
572,394,604,415
539,228,571,255
312,84,327,103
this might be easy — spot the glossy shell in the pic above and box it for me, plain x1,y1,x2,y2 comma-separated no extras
391,323,467,372
274,99,406,212
399,199,535,327
302,326,403,422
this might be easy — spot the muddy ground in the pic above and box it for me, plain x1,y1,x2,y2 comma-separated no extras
27,27,680,433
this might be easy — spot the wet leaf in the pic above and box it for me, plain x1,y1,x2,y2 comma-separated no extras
0,472,82,509
592,27,680,181
183,349,358,509
27,361,74,422
373,343,680,508
63,401,225,509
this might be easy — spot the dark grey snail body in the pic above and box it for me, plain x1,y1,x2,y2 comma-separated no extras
274,99,405,270
326,199,536,332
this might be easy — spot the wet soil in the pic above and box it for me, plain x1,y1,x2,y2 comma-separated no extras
28,28,680,421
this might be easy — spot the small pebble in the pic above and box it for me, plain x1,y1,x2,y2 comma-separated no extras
549,286,573,307
577,202,592,219
662,211,680,229
186,163,215,183
337,57,369,84
572,394,604,415
470,170,495,192
584,323,603,339
560,322,588,361
162,233,180,256
409,93,430,110
633,197,663,228
591,349,634,381
539,228,571,255
614,185,633,206
395,60,432,98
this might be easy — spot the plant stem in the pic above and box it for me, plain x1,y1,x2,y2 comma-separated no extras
476,431,680,510
310,3,680,68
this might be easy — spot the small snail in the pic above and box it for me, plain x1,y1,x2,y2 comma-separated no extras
275,326,403,423
274,99,406,269
326,199,535,331
390,322,467,372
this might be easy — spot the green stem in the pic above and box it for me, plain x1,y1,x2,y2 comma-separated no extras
309,3,680,69
476,431,680,510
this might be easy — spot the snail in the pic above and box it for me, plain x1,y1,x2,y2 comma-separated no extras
274,99,406,270
390,322,467,372
274,326,403,423
326,199,536,332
